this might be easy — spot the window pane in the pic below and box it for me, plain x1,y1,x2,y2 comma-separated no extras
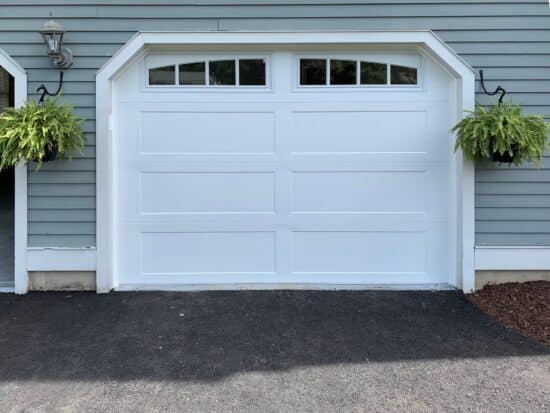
300,59,326,85
209,60,236,85
391,65,417,85
360,62,387,85
239,59,266,86
330,60,356,85
149,65,175,85
0,67,13,110
179,62,206,85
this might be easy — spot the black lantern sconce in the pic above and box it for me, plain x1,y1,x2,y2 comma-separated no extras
40,19,73,68
37,19,72,103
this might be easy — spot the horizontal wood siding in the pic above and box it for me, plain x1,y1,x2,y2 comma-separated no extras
0,1,548,247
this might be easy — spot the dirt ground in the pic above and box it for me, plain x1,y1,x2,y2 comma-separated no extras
468,281,550,346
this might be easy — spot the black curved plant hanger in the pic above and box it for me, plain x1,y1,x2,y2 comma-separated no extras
37,71,64,104
35,71,65,162
479,69,506,104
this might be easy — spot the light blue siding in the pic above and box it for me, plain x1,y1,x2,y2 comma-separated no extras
0,1,548,247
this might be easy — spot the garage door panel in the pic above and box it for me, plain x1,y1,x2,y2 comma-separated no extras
292,171,427,213
291,110,428,153
124,274,285,286
291,231,427,273
123,215,427,232
288,101,429,111
288,273,437,285
425,220,452,283
140,171,275,214
290,216,427,232
123,215,284,229
115,50,453,288
140,111,275,154
140,231,276,275
425,164,453,220
290,153,428,171
134,154,278,172
123,273,440,286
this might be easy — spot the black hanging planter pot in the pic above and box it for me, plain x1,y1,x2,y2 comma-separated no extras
40,144,58,163
490,138,518,164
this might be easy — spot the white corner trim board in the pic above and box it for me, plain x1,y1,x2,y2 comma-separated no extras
0,48,28,294
96,30,476,293
27,248,97,272
475,246,550,271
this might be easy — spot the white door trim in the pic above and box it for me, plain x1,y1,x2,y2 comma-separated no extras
475,246,550,271
0,48,28,294
96,30,476,293
26,247,97,272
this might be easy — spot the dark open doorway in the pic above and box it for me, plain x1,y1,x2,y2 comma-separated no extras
0,65,14,289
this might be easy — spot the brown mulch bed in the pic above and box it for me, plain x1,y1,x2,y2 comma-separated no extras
467,281,550,346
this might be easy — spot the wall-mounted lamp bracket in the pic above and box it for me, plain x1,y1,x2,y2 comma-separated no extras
50,48,73,68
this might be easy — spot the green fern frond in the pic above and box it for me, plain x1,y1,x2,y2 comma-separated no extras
0,97,85,170
453,103,549,167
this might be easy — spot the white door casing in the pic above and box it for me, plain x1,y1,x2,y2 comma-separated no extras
96,31,476,292
0,48,27,294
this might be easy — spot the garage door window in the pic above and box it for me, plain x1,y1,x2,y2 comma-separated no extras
360,62,387,85
209,60,236,85
179,62,206,85
390,65,418,85
330,60,357,85
148,65,176,85
148,58,267,87
299,58,418,87
300,59,326,85
239,59,266,86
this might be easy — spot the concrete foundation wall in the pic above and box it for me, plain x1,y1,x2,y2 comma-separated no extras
26,271,550,292
475,270,550,291
29,271,96,291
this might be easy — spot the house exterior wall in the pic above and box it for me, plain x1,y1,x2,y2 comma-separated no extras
0,0,548,248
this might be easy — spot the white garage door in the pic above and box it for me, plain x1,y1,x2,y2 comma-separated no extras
114,48,454,289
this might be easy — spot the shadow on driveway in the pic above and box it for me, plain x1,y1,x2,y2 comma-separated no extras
0,290,548,381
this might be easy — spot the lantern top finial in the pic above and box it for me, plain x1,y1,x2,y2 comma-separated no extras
40,19,64,34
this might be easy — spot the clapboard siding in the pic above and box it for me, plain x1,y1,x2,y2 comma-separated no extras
0,1,548,247
3,29,550,44
0,1,541,4
28,184,96,197
477,207,550,220
1,16,548,31
28,235,96,247
29,209,95,221
27,171,95,184
1,4,548,18
476,155,550,245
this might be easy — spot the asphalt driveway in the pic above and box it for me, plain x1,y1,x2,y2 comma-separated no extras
0,290,548,412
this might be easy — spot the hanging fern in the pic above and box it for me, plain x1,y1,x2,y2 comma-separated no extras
452,103,549,166
0,98,85,170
